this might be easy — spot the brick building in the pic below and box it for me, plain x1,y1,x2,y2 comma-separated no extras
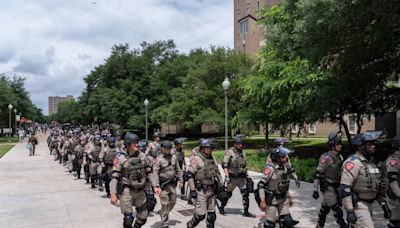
48,95,74,115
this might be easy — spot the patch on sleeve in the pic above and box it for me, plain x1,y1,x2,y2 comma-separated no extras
264,167,271,176
191,158,197,165
390,159,398,167
113,158,120,166
345,162,354,171
319,156,328,164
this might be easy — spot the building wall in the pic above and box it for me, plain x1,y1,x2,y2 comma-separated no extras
48,95,74,115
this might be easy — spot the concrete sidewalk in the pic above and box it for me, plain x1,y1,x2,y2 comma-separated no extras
0,134,388,228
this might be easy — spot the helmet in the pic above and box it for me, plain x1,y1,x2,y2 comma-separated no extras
352,131,383,146
161,140,173,148
273,137,289,147
153,132,162,138
94,135,101,141
270,146,292,162
174,137,186,145
233,135,244,144
138,140,148,150
79,136,87,142
124,133,140,146
198,138,205,146
200,139,214,148
107,136,116,144
392,136,400,149
327,133,342,148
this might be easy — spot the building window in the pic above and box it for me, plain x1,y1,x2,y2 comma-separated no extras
237,0,240,8
308,123,316,134
291,125,299,134
348,115,357,134
246,1,250,14
240,19,248,37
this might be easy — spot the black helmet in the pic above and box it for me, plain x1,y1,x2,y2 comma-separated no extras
174,137,186,145
233,135,244,144
107,136,116,147
270,146,292,162
352,131,383,146
273,137,289,147
124,133,140,146
327,133,342,148
198,138,205,146
153,132,162,138
138,140,148,150
161,140,173,148
393,136,400,149
200,139,214,148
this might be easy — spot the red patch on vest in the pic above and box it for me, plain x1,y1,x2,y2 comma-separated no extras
390,159,398,167
319,156,328,164
345,162,354,171
113,158,119,166
264,167,271,176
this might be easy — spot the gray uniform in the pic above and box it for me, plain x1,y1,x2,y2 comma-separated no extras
110,150,152,228
152,153,183,226
187,151,221,228
313,151,346,227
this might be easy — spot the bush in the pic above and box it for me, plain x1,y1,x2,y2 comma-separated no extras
291,157,318,182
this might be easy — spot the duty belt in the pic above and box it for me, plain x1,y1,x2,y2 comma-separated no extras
275,192,287,200
196,183,215,191
122,183,145,192
229,173,246,178
358,197,375,204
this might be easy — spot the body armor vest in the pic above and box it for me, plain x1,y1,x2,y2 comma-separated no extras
229,147,247,175
92,145,101,161
122,153,147,188
150,142,161,157
75,145,85,159
324,152,343,183
352,155,380,195
104,148,117,165
195,152,219,185
267,166,290,194
175,148,185,164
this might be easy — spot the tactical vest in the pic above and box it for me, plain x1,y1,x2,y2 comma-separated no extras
150,142,161,157
195,152,219,185
92,145,101,161
323,152,343,183
228,147,247,175
122,153,147,189
175,148,185,163
75,145,85,159
352,155,380,194
104,148,117,165
266,165,290,194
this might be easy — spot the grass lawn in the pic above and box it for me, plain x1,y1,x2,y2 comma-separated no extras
0,144,15,159
0,137,19,143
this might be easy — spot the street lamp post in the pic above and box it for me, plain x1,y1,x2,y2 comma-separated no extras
8,104,13,141
13,109,17,137
144,98,149,141
222,77,231,151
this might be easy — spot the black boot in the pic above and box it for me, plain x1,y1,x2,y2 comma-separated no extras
242,193,255,217
91,175,96,188
218,206,225,215
332,205,347,228
317,206,330,228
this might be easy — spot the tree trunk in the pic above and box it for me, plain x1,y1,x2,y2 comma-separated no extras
264,121,269,149
338,116,354,154
356,113,363,134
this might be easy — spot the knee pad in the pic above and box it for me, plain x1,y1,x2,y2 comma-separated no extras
320,206,330,215
136,202,148,214
123,213,134,227
146,193,157,211
389,220,400,228
279,214,298,228
241,189,249,197
207,212,216,224
133,218,147,228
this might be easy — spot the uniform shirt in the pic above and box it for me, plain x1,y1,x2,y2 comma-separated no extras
386,150,400,197
145,141,161,157
313,150,343,191
260,162,291,201
341,152,380,211
151,153,183,187
110,150,152,194
222,146,247,174
171,147,186,169
187,152,221,191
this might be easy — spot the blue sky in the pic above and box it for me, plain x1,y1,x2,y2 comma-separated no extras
0,0,233,115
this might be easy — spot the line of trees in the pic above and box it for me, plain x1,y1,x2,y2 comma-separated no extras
0,75,45,129
52,0,400,144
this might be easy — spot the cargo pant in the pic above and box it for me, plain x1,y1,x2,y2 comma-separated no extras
350,201,374,228
265,197,290,224
120,187,148,225
159,184,177,225
388,198,400,227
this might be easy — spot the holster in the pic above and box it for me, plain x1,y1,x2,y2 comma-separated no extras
117,182,124,196
320,179,328,192
265,189,275,206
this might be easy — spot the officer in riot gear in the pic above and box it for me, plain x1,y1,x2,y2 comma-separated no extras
340,131,389,228
110,133,152,228
171,137,187,200
219,135,255,217
385,136,400,228
313,133,347,228
187,139,222,228
258,147,299,228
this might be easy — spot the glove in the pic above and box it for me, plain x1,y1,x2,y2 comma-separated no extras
312,191,319,200
347,211,357,224
259,200,267,211
190,191,197,199
381,202,392,219
295,180,301,188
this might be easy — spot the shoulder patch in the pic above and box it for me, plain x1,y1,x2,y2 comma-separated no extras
264,167,272,176
113,158,120,166
345,162,354,171
319,155,329,164
191,158,197,165
389,159,398,167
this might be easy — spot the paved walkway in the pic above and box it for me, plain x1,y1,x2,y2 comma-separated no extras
0,134,387,228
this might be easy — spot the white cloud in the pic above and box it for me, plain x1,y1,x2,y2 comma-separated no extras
0,0,233,115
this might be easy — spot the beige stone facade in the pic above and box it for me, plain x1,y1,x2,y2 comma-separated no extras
48,95,74,115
